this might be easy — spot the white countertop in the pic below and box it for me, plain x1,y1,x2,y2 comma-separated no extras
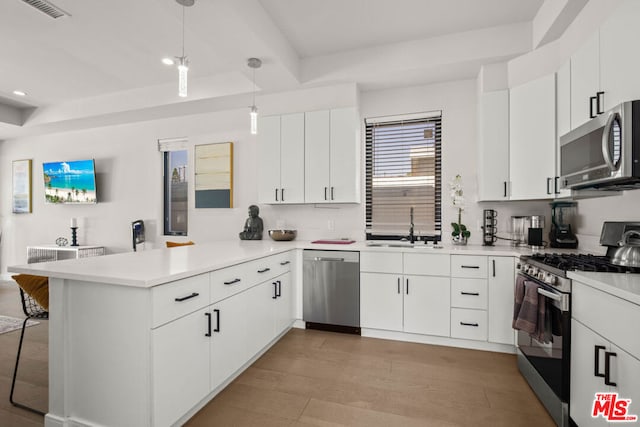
7,239,563,289
568,271,640,306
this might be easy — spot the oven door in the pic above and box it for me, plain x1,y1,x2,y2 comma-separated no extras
516,272,571,402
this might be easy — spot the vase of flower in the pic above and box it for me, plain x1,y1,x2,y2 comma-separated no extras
450,174,470,245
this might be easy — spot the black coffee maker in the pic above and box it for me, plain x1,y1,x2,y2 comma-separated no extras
549,202,578,248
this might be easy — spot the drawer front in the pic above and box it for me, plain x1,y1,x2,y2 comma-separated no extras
451,255,488,278
573,281,640,359
152,274,210,328
269,251,293,278
360,251,403,273
211,262,254,302
451,308,488,341
403,253,450,276
451,278,488,310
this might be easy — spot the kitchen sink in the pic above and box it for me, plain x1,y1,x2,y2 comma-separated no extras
366,241,443,249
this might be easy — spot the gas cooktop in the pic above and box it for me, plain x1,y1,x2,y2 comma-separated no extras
525,253,640,274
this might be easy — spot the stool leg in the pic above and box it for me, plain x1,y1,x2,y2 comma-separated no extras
9,317,45,416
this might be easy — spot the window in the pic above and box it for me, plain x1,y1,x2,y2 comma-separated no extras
159,138,188,236
365,112,442,241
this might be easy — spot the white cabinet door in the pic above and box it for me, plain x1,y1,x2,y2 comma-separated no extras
555,61,572,198
245,280,277,357
210,293,248,391
280,113,305,203
360,272,403,331
487,256,515,345
403,275,450,337
600,0,640,112
305,110,331,203
258,115,282,204
570,320,610,427
274,272,293,335
152,308,210,427
571,32,600,129
329,107,359,203
509,73,556,200
610,342,640,421
477,90,510,201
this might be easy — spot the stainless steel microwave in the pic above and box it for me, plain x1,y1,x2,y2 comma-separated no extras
560,100,640,190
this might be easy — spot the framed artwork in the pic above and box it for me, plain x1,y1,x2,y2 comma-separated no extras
12,159,32,213
194,142,233,208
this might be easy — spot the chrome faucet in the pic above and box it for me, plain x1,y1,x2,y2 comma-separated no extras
409,207,415,243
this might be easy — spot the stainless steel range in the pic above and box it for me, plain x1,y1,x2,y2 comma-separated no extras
516,222,640,427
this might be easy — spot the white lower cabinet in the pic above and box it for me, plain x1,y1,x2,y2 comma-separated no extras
274,272,294,335
360,272,403,331
152,307,211,427
210,293,248,391
404,275,450,337
487,256,516,345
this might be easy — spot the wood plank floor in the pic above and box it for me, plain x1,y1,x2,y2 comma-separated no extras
1,280,555,426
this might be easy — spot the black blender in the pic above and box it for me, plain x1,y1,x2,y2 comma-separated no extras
549,201,578,248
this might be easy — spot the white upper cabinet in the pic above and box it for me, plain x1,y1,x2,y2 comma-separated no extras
509,73,557,200
477,90,510,201
305,108,360,203
555,61,572,198
258,113,305,204
570,32,600,129
600,0,640,111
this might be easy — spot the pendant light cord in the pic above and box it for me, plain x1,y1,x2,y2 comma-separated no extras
181,5,185,58
252,66,256,106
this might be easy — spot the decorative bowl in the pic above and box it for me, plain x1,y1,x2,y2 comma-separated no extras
268,230,297,241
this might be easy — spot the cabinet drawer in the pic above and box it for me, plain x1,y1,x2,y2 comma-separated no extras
451,278,488,310
269,252,293,277
451,255,487,278
403,253,450,276
152,274,210,328
361,251,402,273
573,281,640,359
211,262,253,302
451,308,487,341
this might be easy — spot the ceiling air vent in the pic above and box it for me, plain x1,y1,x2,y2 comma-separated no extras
20,0,70,19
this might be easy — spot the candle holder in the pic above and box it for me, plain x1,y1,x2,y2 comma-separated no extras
70,227,79,247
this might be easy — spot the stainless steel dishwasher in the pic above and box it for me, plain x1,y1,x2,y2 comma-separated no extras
303,250,360,334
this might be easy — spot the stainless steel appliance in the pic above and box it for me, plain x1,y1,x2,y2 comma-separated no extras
511,215,545,248
303,250,360,334
516,222,640,426
560,100,640,190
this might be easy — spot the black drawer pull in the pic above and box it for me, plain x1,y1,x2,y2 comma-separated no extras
258,268,271,273
461,265,480,269
213,309,220,333
223,278,241,285
280,261,290,266
205,312,212,337
594,345,606,377
175,292,199,302
460,322,479,327
461,292,480,296
604,351,617,386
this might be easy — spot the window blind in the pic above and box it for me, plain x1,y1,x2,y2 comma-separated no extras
365,112,442,239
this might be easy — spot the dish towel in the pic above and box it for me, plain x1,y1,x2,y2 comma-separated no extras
512,274,527,328
513,280,540,335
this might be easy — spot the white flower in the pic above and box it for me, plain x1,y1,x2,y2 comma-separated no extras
449,174,465,207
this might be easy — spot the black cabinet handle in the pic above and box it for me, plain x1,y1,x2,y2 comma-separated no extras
461,291,480,296
397,277,401,294
324,187,328,200
406,278,409,295
258,268,271,273
275,188,279,202
175,292,199,302
590,96,597,118
460,322,479,327
604,352,617,386
461,265,480,269
546,177,552,195
276,280,282,297
503,181,507,197
205,312,212,337
280,261,290,266
272,282,278,299
213,309,220,333
597,91,605,115
492,259,496,277
281,188,285,202
223,278,241,285
594,345,606,377
331,187,334,200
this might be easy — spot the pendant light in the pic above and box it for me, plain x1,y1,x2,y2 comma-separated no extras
176,0,194,97
247,57,262,135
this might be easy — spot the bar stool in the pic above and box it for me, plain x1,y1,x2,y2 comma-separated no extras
10,275,49,416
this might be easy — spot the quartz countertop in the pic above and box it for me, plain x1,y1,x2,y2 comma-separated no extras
568,271,640,305
6,239,568,289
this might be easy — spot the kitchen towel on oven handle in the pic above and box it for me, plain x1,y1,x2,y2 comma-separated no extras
512,277,553,343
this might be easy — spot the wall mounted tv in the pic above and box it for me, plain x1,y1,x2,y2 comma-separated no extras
43,159,97,204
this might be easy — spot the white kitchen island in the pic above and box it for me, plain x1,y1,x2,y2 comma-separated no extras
8,241,298,427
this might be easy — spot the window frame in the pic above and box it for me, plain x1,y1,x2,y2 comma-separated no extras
160,139,189,237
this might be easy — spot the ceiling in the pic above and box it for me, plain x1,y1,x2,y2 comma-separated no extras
0,0,547,139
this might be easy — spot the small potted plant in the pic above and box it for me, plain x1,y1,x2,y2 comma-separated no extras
450,174,470,245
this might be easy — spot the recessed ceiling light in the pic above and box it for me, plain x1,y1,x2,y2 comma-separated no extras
162,57,175,66
13,90,27,96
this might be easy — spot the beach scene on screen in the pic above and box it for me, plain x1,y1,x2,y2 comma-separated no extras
43,160,97,204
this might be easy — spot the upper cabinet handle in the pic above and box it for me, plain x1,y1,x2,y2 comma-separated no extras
275,188,279,202
281,188,285,202
597,91,605,115
590,96,597,118
324,187,328,200
331,187,335,200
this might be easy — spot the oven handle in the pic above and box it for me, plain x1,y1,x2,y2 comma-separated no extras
537,288,561,301
536,287,570,312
